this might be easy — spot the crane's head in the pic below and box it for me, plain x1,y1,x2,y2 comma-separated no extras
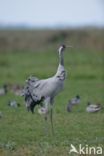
59,44,72,52
61,44,66,49
59,44,66,52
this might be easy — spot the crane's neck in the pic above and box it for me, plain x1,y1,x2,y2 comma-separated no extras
59,48,64,66
55,47,66,78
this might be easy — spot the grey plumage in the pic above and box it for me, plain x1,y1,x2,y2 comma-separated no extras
23,44,68,133
23,77,45,113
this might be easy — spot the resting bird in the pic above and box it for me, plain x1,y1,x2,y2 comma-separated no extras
23,44,70,133
0,84,8,96
86,102,102,113
0,111,3,118
8,100,20,108
67,95,80,112
11,84,24,96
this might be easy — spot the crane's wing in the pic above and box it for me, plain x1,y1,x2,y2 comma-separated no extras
23,76,46,113
23,75,47,103
23,76,40,100
23,74,63,102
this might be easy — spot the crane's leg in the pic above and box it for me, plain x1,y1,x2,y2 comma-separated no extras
43,97,50,135
43,97,54,135
50,98,54,135
50,105,54,135
44,115,49,136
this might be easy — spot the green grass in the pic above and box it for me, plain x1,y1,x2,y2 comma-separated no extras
0,47,104,156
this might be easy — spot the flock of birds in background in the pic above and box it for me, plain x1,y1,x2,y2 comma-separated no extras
0,84,103,118
0,85,102,112
0,85,103,119
0,45,103,133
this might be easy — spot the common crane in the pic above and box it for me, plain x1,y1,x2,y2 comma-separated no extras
23,44,70,133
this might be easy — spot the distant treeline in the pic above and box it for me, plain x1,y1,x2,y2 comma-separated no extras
0,28,104,52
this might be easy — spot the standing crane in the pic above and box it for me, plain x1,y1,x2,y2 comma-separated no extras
23,44,70,133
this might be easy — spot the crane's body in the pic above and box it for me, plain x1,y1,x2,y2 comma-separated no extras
31,65,65,99
33,77,64,98
23,44,67,133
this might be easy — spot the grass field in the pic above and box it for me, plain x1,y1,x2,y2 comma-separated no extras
0,30,104,156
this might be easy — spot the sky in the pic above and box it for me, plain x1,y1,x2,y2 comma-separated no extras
0,0,104,27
